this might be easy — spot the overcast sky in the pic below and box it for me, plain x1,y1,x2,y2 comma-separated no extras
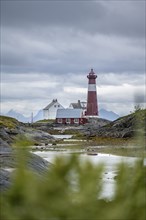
1,0,145,116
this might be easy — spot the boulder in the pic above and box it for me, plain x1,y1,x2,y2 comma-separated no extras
85,110,146,138
0,169,11,191
0,152,52,191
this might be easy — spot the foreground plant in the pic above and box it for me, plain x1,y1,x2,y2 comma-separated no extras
0,151,145,220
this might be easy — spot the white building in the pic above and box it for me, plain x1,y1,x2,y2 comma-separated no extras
43,99,64,119
69,100,87,116
69,100,87,110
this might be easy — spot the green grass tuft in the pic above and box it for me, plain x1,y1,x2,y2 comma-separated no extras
0,116,19,129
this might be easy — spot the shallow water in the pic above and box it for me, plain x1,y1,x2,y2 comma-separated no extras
52,134,73,139
34,150,138,199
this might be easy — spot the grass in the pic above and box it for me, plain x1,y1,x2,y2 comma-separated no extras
0,116,19,129
87,136,130,145
48,128,87,137
115,108,146,122
51,145,145,158
93,146,146,158
31,136,146,158
34,119,55,124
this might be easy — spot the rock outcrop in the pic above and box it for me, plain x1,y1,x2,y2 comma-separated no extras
83,110,146,138
0,116,55,152
0,116,54,191
0,152,52,192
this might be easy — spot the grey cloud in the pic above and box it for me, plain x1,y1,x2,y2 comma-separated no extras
1,1,145,116
1,1,145,75
99,72,145,87
1,72,144,102
1,72,145,116
1,27,144,75
1,1,145,38
1,1,104,30
134,90,146,104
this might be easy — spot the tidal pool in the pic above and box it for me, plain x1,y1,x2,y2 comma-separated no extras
52,134,73,139
34,150,139,199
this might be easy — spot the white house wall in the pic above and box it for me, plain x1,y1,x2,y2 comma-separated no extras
43,103,64,119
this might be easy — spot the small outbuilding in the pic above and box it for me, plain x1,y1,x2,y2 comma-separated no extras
56,109,87,125
69,100,87,110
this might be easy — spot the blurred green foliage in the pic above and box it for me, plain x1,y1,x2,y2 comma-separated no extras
0,153,145,220
13,135,34,149
1,110,146,220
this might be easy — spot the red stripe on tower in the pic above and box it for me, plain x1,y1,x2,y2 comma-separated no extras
86,68,98,116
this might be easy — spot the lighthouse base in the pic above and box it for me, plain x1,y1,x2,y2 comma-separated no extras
85,115,99,119
84,115,99,124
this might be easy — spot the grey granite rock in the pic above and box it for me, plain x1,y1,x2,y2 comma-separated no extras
0,152,52,191
82,112,146,138
0,138,12,153
0,169,11,191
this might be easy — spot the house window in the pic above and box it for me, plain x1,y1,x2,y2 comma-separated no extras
58,105,60,107
74,118,79,124
54,105,56,107
57,118,62,123
66,118,71,124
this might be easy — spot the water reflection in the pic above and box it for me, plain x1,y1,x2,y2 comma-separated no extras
52,134,73,139
34,150,138,199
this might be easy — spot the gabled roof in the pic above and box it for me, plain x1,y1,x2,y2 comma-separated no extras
56,109,83,119
70,103,81,109
43,99,62,110
70,100,86,110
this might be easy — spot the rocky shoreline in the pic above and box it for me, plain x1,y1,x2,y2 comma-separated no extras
0,110,145,191
0,152,52,191
0,118,55,191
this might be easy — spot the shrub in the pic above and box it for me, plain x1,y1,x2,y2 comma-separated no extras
0,153,145,220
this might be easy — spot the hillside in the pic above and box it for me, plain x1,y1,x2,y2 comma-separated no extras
0,116,54,153
84,109,146,138
0,115,20,129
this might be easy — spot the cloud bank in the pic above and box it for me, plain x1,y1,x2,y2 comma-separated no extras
1,1,145,116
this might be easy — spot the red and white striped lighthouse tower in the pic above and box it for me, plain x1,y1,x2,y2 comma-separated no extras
86,68,98,116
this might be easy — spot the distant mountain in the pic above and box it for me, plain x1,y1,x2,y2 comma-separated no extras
4,109,44,123
2,108,119,123
99,109,119,121
33,108,119,122
5,109,30,123
33,110,44,122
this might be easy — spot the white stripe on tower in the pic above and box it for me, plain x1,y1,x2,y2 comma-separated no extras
88,84,96,91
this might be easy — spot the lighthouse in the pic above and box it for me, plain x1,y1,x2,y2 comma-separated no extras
86,68,98,117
